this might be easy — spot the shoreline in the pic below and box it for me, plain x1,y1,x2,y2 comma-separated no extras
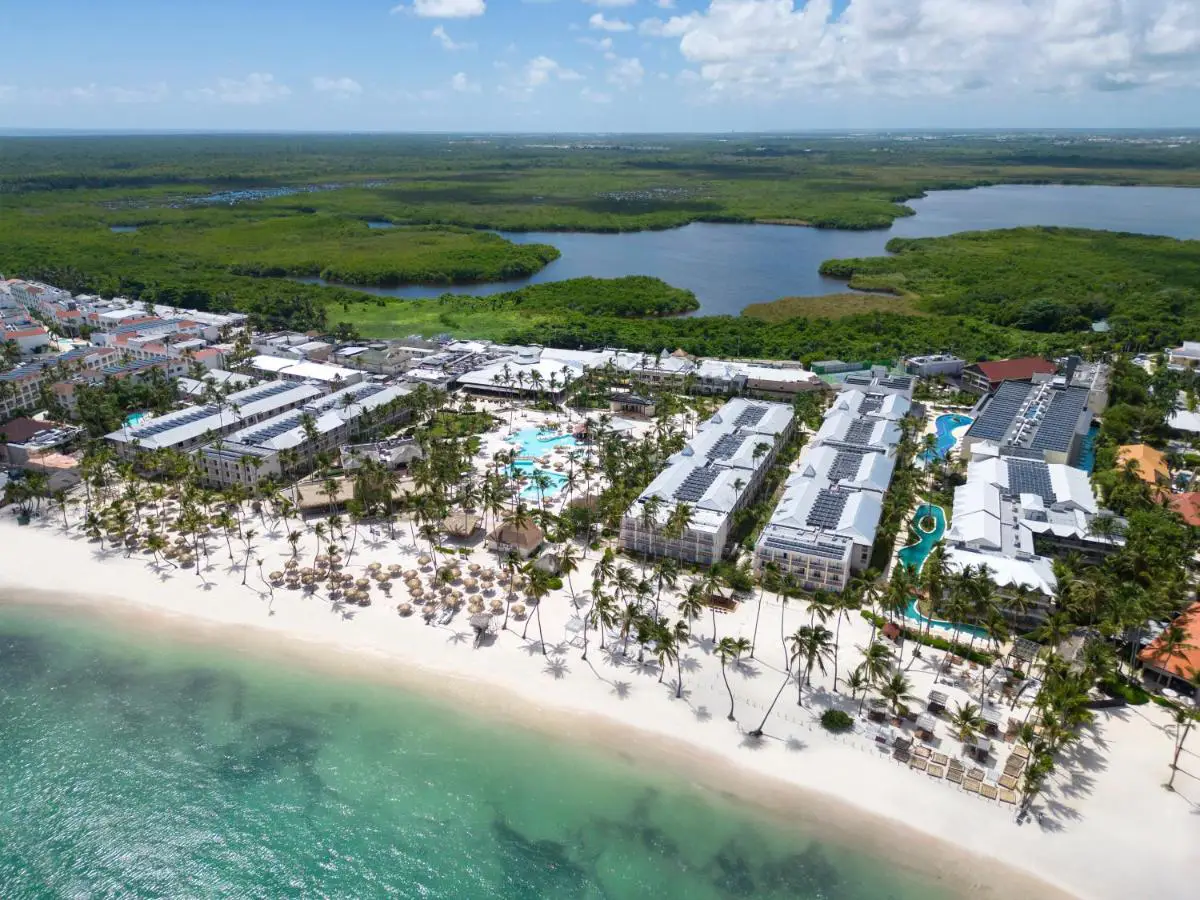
1,583,1065,900
1,514,1193,899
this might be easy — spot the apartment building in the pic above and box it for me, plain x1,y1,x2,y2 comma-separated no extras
620,398,795,565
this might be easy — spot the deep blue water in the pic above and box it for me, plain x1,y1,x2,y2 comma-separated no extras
298,185,1200,315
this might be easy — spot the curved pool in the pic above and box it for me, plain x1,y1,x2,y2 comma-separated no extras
921,413,973,461
896,503,990,640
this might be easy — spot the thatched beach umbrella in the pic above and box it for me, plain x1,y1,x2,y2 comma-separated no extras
356,578,370,590
489,598,504,612
285,559,299,570
468,562,482,574
368,561,382,572
418,555,431,566
512,603,526,618
388,564,402,576
423,603,437,617
411,586,425,599
404,569,418,580
398,603,413,617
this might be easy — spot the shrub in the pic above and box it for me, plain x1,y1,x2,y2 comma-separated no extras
821,709,854,733
547,576,564,591
1098,677,1149,705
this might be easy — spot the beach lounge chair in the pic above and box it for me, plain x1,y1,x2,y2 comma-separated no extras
980,783,999,801
946,765,964,785
927,763,945,779
998,788,1018,805
931,752,949,767
913,745,932,760
893,747,912,764
999,774,1019,791
968,767,985,782
963,779,982,794
910,757,928,772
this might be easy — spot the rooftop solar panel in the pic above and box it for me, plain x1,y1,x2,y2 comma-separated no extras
707,433,744,461
674,467,720,502
1029,389,1087,453
806,489,849,529
967,381,1029,441
762,533,850,560
733,405,767,428
829,449,867,482
1007,459,1055,505
843,419,876,445
859,394,884,415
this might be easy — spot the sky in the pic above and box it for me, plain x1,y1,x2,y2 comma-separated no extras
2,0,1199,131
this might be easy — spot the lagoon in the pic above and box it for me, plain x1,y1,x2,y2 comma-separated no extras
0,600,952,900
303,185,1200,315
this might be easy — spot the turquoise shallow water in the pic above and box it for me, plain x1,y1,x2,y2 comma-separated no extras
0,602,952,900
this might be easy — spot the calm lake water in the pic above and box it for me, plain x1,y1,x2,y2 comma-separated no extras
303,185,1200,315
0,601,952,900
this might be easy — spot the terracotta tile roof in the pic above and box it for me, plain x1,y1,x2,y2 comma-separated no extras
1168,493,1200,527
968,357,1056,384
1117,444,1169,485
1140,602,1200,681
0,417,55,443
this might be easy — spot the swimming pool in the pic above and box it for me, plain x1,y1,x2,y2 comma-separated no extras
897,504,946,573
920,413,973,461
1075,424,1099,473
124,412,148,428
510,459,569,501
509,426,576,459
897,503,990,640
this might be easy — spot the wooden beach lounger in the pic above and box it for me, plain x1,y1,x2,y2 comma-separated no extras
963,779,982,794
980,783,999,801
998,788,1018,805
927,763,945,779
910,757,929,772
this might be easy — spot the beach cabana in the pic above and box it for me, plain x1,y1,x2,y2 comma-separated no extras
967,735,992,762
916,713,938,739
927,690,948,713
981,706,1003,735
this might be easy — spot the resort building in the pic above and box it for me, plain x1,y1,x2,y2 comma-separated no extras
693,359,825,398
1167,341,1200,371
1139,603,1200,695
249,356,364,388
1116,443,1170,488
620,398,795,565
962,377,1093,466
836,371,917,399
342,437,424,472
0,347,112,419
1061,356,1110,415
195,383,413,487
176,369,258,398
455,348,582,401
944,451,1121,626
486,520,545,560
609,392,655,417
105,380,327,459
753,387,906,591
903,354,965,378
962,357,1057,395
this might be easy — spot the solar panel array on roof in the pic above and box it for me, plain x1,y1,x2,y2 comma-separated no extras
236,380,296,402
878,376,914,390
829,449,867,482
1007,458,1055,505
806,489,849,529
237,412,306,447
968,381,1029,441
844,419,876,445
1029,389,1087,453
859,394,884,415
843,373,873,385
674,467,720,502
733,404,767,428
762,533,849,560
707,433,744,461
130,405,219,439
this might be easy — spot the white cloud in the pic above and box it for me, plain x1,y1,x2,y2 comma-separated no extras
579,36,614,51
186,73,291,104
432,25,475,50
656,0,677,8
650,0,1200,100
581,87,613,103
516,56,583,92
393,0,486,17
589,12,633,31
450,71,481,92
583,0,637,7
0,83,169,104
311,76,363,98
607,56,645,89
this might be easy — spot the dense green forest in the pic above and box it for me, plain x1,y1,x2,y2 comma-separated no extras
820,228,1200,349
2,133,1198,359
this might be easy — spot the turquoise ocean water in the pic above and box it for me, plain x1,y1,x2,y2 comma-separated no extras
0,602,952,899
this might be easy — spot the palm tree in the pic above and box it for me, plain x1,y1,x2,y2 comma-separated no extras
589,593,618,651
1167,690,1199,791
950,701,984,742
829,584,860,691
677,581,707,640
879,672,914,717
716,636,750,722
858,640,893,687
670,619,690,698
749,561,779,660
846,667,871,714
523,563,553,656
789,625,836,707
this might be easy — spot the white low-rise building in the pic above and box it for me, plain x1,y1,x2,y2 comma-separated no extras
196,383,412,487
620,398,795,565
249,355,363,387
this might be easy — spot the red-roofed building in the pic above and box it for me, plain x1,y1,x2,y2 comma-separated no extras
1168,493,1200,527
1140,603,1200,694
962,357,1057,394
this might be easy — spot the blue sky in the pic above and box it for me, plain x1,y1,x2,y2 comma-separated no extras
3,0,1198,131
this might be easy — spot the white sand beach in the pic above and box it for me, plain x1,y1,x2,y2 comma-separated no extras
1,509,1194,900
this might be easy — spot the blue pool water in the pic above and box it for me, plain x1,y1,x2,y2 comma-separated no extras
897,504,991,640
1075,424,1099,473
897,504,946,573
920,414,973,461
124,412,147,427
509,426,577,458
